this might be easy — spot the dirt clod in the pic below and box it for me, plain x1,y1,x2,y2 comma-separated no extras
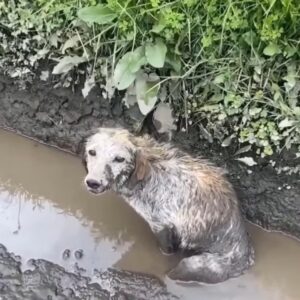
74,250,83,260
62,249,71,260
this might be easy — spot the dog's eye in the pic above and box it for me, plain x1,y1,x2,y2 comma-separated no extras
88,150,96,156
114,156,125,163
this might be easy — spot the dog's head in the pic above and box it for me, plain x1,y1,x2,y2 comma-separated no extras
83,128,150,194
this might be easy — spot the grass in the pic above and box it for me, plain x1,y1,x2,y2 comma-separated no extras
1,0,300,159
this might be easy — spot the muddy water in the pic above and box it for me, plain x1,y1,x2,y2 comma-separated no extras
0,130,300,300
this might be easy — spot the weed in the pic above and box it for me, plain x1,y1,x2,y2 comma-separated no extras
1,0,300,159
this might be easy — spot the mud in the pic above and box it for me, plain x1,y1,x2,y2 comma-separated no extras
1,129,300,300
0,74,300,240
0,130,177,299
0,245,175,300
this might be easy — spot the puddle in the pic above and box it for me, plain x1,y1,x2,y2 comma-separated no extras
0,129,300,300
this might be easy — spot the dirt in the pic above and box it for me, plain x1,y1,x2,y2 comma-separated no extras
0,130,177,299
171,130,300,239
0,73,300,240
0,71,300,299
1,129,300,300
0,244,175,300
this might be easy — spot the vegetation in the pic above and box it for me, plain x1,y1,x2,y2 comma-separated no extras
1,0,300,158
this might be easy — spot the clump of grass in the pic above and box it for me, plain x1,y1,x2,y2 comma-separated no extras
1,0,300,158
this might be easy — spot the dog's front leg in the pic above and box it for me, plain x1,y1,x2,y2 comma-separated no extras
153,224,180,255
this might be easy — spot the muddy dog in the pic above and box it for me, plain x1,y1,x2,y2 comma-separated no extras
82,127,254,284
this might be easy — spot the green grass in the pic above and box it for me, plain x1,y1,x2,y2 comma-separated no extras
1,0,300,158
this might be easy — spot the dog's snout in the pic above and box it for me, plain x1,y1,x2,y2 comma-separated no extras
86,179,101,189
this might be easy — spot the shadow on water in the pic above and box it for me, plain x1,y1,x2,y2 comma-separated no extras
0,129,300,300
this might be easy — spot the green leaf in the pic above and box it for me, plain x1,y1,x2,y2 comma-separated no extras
145,39,167,68
221,134,235,147
127,46,147,73
236,157,257,166
62,35,80,54
278,118,295,129
213,74,225,84
234,145,252,156
113,47,146,90
82,74,95,98
284,45,297,58
78,5,117,25
263,43,281,56
151,23,165,34
165,53,181,73
263,146,273,156
52,56,87,75
153,102,176,135
249,107,262,116
242,31,257,46
283,65,296,92
151,16,166,33
135,72,160,115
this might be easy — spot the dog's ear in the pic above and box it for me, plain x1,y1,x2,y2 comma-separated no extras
128,150,151,188
135,150,151,181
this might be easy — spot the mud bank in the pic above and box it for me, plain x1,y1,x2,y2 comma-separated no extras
0,244,175,300
0,74,300,240
2,127,300,300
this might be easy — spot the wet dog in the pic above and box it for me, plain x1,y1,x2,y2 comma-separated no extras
82,127,254,284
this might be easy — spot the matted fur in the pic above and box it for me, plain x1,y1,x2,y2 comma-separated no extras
83,127,255,284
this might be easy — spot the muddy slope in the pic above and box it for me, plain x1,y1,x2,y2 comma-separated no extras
0,244,176,300
0,74,299,240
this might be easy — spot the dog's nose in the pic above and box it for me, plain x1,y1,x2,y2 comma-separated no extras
86,179,101,189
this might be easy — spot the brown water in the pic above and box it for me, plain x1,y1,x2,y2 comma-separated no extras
0,129,299,300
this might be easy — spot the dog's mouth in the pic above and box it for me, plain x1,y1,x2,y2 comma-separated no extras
86,186,108,195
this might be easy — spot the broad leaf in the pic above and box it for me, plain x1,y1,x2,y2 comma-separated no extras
153,102,176,134
165,53,181,73
278,118,295,129
151,16,166,34
52,56,87,75
122,83,137,108
214,74,226,84
62,36,80,54
242,31,257,46
283,65,296,92
135,72,159,115
113,47,146,90
221,134,235,147
127,47,147,73
82,74,95,98
284,45,297,58
145,40,167,68
263,43,281,56
236,157,257,166
78,5,117,25
234,145,252,156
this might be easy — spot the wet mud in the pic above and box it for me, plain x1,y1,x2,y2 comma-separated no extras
0,129,300,300
0,130,176,299
0,74,299,241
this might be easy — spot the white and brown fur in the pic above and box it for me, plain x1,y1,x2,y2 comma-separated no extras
82,127,254,284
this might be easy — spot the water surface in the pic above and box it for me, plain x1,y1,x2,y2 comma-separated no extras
0,129,299,300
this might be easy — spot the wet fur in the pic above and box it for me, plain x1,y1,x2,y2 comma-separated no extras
83,127,255,284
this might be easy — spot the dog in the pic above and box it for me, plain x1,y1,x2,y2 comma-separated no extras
82,127,254,284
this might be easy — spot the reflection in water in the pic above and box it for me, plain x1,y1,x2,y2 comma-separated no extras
0,181,133,273
0,130,179,278
0,129,300,300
